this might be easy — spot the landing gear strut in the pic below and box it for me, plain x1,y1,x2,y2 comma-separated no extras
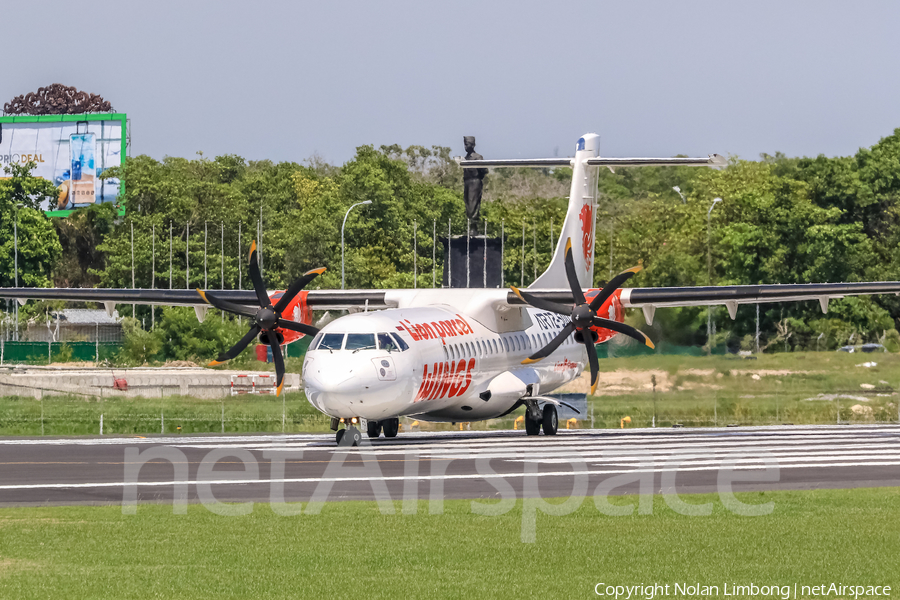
523,400,557,436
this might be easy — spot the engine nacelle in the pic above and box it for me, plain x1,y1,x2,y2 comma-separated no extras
258,289,313,346
583,288,625,345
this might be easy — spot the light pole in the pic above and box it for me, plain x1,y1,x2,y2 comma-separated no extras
707,197,722,352
673,186,687,203
341,200,372,289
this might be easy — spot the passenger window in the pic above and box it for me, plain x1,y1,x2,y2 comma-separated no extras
514,337,520,352
442,345,449,360
377,333,397,352
388,333,409,352
345,333,376,351
319,333,345,350
503,338,510,352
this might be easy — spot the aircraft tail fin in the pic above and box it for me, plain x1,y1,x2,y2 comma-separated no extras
459,135,723,290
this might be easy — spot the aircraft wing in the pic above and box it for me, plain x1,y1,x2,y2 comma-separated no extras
0,288,393,313
5,281,900,324
514,282,900,325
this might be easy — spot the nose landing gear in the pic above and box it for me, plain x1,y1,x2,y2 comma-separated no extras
336,426,361,446
330,417,401,445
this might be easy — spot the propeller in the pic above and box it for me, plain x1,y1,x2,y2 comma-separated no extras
197,240,324,396
510,237,654,395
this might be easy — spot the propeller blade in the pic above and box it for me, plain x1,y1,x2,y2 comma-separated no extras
584,337,600,395
510,286,572,315
197,289,257,318
276,318,320,337
589,265,642,312
592,317,655,349
522,322,575,364
563,238,587,305
271,340,286,397
273,267,326,314
248,241,270,308
208,325,261,366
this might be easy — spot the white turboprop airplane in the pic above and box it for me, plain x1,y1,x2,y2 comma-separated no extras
8,133,900,445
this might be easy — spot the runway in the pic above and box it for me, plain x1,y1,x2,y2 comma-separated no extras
1,425,899,506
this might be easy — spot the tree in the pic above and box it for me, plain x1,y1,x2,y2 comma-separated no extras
0,161,62,288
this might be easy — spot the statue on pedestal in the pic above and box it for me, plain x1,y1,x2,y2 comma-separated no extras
462,136,487,225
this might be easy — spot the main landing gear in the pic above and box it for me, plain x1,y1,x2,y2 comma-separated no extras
367,418,399,439
330,416,400,445
523,400,558,436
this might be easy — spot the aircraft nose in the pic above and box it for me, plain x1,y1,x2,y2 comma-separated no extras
303,353,410,419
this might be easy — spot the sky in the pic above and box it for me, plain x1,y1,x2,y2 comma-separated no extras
4,1,899,166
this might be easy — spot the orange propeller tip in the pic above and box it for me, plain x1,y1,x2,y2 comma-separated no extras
305,267,327,276
624,265,643,274
248,240,257,261
565,238,572,252
590,383,598,395
196,289,209,303
521,357,542,365
207,360,224,367
275,382,285,397
645,338,656,350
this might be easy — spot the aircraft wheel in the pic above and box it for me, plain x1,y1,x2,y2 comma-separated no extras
383,418,400,438
367,420,382,438
346,426,362,446
524,414,541,436
542,404,558,436
335,429,345,445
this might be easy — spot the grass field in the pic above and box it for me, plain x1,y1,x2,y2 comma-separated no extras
0,488,897,599
0,351,898,435
584,351,900,428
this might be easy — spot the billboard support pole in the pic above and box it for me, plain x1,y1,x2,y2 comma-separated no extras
221,222,224,322
13,207,18,341
204,221,208,289
168,222,173,290
131,221,135,319
186,222,190,290
151,223,155,329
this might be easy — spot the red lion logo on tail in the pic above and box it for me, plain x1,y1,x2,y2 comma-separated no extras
578,203,594,270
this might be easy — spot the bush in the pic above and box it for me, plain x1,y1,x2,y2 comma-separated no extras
117,317,162,366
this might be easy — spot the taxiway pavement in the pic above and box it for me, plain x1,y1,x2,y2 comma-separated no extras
1,425,899,506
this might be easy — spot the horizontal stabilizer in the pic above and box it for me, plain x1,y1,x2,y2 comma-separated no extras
457,154,725,169
458,158,572,168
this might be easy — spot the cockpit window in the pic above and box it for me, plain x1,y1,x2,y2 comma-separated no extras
318,333,345,350
310,333,323,350
389,333,409,352
377,333,398,352
345,333,376,351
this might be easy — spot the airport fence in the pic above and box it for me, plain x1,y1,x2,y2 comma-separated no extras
0,386,896,437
